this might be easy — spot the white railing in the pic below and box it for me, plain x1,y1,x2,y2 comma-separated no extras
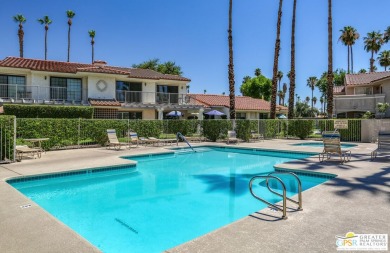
334,94,386,113
0,84,86,103
116,90,194,105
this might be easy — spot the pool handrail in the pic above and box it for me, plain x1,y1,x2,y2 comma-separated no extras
249,175,287,220
266,172,303,211
176,132,195,152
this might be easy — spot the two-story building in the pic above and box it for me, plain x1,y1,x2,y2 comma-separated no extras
334,71,390,118
0,57,203,119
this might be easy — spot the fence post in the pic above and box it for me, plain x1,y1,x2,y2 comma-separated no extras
78,118,81,148
13,116,16,162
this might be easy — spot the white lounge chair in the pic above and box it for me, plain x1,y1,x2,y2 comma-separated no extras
106,129,128,150
319,131,351,163
16,145,41,161
371,132,390,160
227,130,240,145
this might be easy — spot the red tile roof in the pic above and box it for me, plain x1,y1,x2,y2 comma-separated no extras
188,94,287,111
0,57,190,82
333,86,345,94
88,98,121,107
345,71,390,86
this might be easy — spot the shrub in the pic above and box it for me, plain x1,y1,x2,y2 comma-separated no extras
202,120,232,141
163,120,199,136
236,120,251,142
4,104,93,118
288,120,314,139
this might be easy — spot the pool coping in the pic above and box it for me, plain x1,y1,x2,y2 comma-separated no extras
0,140,387,253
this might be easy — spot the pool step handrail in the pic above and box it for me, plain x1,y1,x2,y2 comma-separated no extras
249,172,303,220
266,172,302,211
249,175,288,220
176,132,195,152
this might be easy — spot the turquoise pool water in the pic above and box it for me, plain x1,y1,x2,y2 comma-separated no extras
9,147,331,253
292,142,357,148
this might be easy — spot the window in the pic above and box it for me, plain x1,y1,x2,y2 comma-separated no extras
355,87,372,95
236,112,246,119
50,77,81,101
117,111,142,120
0,75,26,99
116,81,142,102
156,85,179,103
259,113,268,119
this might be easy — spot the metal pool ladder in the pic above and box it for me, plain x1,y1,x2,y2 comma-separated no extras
249,172,302,220
176,132,195,152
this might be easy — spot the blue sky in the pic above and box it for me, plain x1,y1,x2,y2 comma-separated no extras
1,0,390,105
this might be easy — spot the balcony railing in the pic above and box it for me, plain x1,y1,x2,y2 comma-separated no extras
334,94,386,113
0,84,85,103
116,90,195,105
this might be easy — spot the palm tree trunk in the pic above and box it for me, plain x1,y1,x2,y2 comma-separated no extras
351,45,354,73
271,0,284,119
347,45,350,74
18,26,24,58
288,0,297,119
370,51,374,72
44,26,48,60
67,24,71,62
228,0,236,120
311,88,314,109
326,0,334,117
92,41,95,63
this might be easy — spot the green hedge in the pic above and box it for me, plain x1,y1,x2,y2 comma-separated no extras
0,116,15,161
236,120,251,142
202,120,232,141
288,120,314,139
162,120,200,136
4,104,93,119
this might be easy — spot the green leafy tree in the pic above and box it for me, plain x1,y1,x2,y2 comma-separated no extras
378,50,390,71
66,10,75,62
377,102,389,118
13,14,26,58
364,31,384,72
295,101,319,118
384,26,390,43
37,16,52,60
339,26,359,73
358,68,367,73
307,76,317,110
132,59,183,75
88,30,96,63
270,0,284,119
240,71,272,101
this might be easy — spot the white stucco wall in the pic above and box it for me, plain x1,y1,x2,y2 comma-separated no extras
87,76,116,99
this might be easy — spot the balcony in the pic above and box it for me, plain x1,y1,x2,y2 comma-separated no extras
334,94,386,114
116,90,196,105
0,84,87,104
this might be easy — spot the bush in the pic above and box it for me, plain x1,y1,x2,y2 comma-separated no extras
4,104,93,118
163,120,199,136
288,120,314,139
236,120,251,142
0,116,15,161
202,120,232,141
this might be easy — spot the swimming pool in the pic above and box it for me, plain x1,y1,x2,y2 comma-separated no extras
8,147,332,253
291,142,357,148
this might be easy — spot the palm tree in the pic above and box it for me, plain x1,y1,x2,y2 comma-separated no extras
282,82,287,105
320,96,324,114
204,89,207,94
228,0,236,120
270,0,284,119
66,10,76,62
277,71,283,91
13,14,27,58
305,96,310,104
384,26,390,43
378,50,390,71
242,76,251,83
326,0,334,117
364,31,384,72
280,91,286,106
307,76,317,109
88,30,96,63
254,68,261,77
312,96,317,107
358,69,367,73
277,90,283,105
339,26,359,73
288,0,297,119
37,16,52,60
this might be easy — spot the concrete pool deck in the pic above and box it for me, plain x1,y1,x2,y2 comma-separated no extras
0,140,388,252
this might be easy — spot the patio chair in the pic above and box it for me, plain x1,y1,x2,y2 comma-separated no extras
227,130,240,145
319,131,351,163
371,131,390,160
250,130,264,142
16,145,41,161
129,132,142,147
106,129,128,150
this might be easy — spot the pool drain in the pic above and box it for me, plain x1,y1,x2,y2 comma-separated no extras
115,218,138,234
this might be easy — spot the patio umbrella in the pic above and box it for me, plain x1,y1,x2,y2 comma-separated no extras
278,114,287,119
205,110,225,116
167,111,182,117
